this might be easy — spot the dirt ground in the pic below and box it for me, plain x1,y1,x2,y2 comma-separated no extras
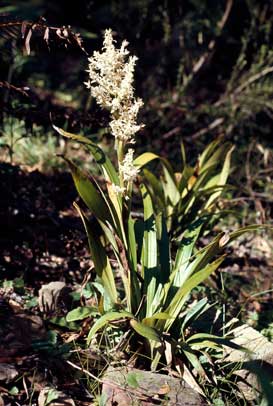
0,162,272,405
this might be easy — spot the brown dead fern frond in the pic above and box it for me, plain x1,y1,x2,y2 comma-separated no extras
0,15,87,56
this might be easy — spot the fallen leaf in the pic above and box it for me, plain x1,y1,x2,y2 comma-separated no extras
38,388,75,406
158,383,170,395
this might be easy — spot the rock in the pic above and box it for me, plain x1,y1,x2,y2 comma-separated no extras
227,324,273,364
102,366,204,405
38,281,69,313
0,363,18,382
225,324,273,400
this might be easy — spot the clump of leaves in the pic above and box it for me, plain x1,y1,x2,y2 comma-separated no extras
142,138,234,239
54,29,264,397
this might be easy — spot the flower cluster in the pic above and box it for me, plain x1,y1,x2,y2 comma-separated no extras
85,29,143,145
119,148,139,182
85,29,143,191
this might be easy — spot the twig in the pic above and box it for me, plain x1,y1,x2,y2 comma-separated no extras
66,359,104,384
0,80,29,97
187,117,224,141
246,141,266,223
162,126,181,140
234,66,273,95
191,0,233,77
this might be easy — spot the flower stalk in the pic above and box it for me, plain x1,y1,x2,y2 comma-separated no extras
85,29,143,198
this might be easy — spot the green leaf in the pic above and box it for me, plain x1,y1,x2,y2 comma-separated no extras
178,166,195,194
49,316,79,330
173,218,205,287
141,184,159,317
182,349,207,379
25,296,38,309
128,216,141,312
130,319,162,342
66,306,98,322
128,216,137,272
199,138,226,170
162,165,180,206
187,333,251,352
64,157,112,224
204,145,234,208
134,152,160,168
53,125,119,184
156,213,171,282
180,142,186,170
181,298,209,332
229,224,271,242
126,372,140,388
165,256,225,331
143,312,171,326
45,388,60,405
87,311,133,345
141,184,157,272
74,203,118,304
9,386,19,396
143,168,165,209
99,392,108,406
53,127,126,243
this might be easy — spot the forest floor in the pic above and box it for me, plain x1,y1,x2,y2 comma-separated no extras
0,162,273,405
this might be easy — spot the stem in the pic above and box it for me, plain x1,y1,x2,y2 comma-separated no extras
117,139,125,188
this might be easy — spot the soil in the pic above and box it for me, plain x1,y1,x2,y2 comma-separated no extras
0,163,90,287
0,162,272,405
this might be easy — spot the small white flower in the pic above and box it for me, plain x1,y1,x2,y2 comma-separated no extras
111,184,126,194
120,148,139,182
86,29,143,145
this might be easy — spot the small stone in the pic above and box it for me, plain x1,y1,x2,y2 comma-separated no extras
102,366,204,405
38,281,68,313
224,323,273,400
0,363,18,383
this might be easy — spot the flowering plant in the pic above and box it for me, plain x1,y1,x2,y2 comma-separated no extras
54,30,261,376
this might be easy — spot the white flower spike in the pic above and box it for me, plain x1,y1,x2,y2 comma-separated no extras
86,29,143,146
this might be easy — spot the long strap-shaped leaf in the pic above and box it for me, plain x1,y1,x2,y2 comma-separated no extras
64,157,127,244
87,311,133,345
64,157,112,224
54,126,124,229
130,319,162,342
140,184,160,318
163,255,225,332
173,218,205,287
74,203,118,305
53,125,120,185
127,216,141,313
204,145,234,209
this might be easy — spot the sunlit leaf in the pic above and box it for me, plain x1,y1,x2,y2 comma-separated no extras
134,152,159,168
140,184,159,317
181,298,209,332
130,319,162,342
53,125,119,185
165,256,225,331
74,203,118,304
63,157,112,224
87,311,133,345
66,306,98,322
